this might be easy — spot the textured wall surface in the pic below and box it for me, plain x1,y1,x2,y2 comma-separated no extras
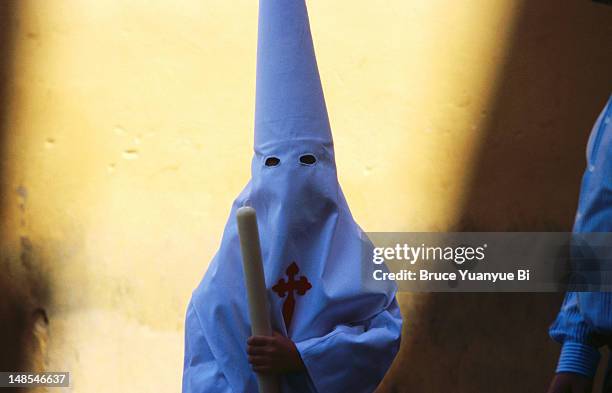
0,1,610,392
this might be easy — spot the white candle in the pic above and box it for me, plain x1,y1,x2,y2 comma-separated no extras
236,206,279,393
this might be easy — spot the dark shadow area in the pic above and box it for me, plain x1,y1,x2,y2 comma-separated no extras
0,3,49,389
379,1,612,392
0,2,16,212
380,292,564,392
0,0,22,373
455,2,612,233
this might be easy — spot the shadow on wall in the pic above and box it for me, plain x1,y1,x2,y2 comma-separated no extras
379,1,612,392
0,1,50,386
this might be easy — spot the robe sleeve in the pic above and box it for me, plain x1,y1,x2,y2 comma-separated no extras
182,300,232,393
295,299,402,393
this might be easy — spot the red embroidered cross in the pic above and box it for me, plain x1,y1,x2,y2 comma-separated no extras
272,262,312,329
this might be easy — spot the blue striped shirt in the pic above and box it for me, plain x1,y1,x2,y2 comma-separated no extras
549,94,612,377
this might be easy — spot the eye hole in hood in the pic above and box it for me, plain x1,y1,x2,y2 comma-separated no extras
264,156,280,167
299,154,317,165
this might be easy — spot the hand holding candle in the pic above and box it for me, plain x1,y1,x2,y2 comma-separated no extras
236,206,280,393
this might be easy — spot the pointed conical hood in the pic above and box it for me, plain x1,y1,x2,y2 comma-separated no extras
254,0,332,149
183,3,402,390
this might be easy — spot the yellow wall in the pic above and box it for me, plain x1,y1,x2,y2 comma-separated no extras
0,1,610,392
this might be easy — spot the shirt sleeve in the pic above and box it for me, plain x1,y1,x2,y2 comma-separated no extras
294,299,402,393
549,292,602,377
